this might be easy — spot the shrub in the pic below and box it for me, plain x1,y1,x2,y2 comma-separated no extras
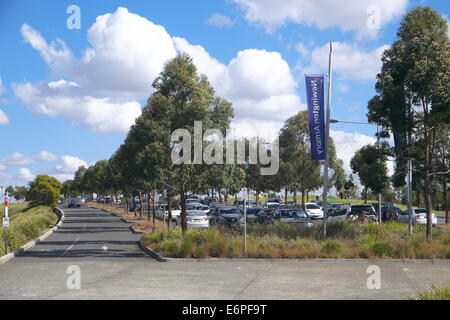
321,239,342,254
369,240,394,257
412,282,450,300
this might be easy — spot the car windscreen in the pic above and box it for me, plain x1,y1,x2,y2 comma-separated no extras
306,204,320,209
351,206,374,215
246,208,261,214
219,208,240,214
414,209,427,214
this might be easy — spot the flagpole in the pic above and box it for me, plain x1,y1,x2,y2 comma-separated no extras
323,41,333,237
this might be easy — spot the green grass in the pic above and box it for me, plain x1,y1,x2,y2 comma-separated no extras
0,203,58,255
412,282,450,300
143,221,450,259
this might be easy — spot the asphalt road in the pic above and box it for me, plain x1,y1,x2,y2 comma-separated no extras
0,206,449,300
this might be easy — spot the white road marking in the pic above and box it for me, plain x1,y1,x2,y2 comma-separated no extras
102,246,108,251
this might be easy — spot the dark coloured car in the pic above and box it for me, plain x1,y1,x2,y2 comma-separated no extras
129,198,142,212
256,208,276,224
244,207,263,223
212,206,243,226
273,208,313,227
68,199,81,208
347,204,378,223
369,202,399,222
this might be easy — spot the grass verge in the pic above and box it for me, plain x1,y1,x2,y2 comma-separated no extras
142,221,450,259
412,282,450,300
0,203,57,255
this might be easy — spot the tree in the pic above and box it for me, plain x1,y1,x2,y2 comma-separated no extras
5,186,14,197
343,174,358,199
27,175,62,207
332,159,346,197
350,142,391,203
61,180,76,199
124,53,234,232
13,186,28,201
368,6,450,241
278,111,341,206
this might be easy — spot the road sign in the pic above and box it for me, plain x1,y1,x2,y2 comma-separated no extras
3,216,9,228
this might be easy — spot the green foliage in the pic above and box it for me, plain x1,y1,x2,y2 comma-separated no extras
0,204,57,255
412,282,450,300
27,175,62,207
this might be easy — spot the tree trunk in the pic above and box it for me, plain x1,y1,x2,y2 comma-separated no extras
125,197,129,214
301,188,305,207
147,191,151,221
294,190,297,204
152,188,156,233
364,187,368,203
167,195,172,230
284,188,288,203
138,191,143,218
306,190,309,202
180,190,187,233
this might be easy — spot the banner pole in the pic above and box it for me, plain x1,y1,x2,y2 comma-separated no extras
323,41,333,237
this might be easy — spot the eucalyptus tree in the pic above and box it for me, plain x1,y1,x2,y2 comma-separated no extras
367,6,450,242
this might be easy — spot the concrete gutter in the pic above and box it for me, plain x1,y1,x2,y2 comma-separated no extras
0,207,65,264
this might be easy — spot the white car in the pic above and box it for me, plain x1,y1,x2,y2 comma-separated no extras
304,202,324,219
156,204,181,221
186,203,210,214
176,210,209,229
399,208,438,226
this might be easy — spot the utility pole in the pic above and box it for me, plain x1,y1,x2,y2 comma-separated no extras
377,125,382,225
407,158,413,235
323,41,333,237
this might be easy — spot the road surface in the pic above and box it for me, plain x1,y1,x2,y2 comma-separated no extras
0,207,449,300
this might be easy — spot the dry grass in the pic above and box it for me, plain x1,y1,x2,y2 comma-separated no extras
142,221,450,259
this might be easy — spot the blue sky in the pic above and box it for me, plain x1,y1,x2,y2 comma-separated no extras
0,0,448,187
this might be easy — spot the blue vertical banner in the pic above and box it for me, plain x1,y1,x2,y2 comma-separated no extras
305,74,326,160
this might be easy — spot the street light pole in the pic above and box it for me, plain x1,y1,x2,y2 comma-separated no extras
323,42,333,237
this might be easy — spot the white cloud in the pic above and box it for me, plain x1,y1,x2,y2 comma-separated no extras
1,152,34,166
305,42,389,81
330,130,376,175
53,173,75,182
206,13,234,27
1,151,58,166
231,0,408,38
56,155,87,173
0,109,8,125
0,77,5,95
0,164,6,171
14,7,180,133
18,167,35,181
34,151,58,162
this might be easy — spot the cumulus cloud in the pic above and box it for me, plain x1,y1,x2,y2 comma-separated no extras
0,77,8,125
18,167,35,181
304,42,389,81
0,164,6,171
56,155,88,173
231,0,408,38
0,109,8,125
1,151,58,166
14,7,180,133
206,13,234,27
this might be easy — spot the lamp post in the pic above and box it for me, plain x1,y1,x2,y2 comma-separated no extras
330,119,383,224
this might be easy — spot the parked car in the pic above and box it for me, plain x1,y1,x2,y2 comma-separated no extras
327,205,349,223
273,208,313,227
156,204,181,221
68,198,81,208
212,206,243,226
256,208,276,224
265,198,281,209
398,208,438,226
129,197,142,212
244,207,263,223
176,210,209,229
346,204,378,223
303,202,324,219
186,203,210,214
312,200,330,209
369,202,399,222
